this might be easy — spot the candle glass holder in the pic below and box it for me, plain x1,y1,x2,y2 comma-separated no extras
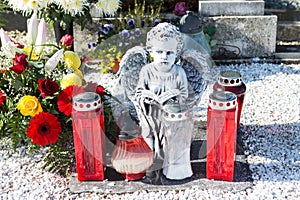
72,92,106,181
206,91,237,181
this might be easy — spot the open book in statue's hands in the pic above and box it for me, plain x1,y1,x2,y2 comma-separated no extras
138,89,181,105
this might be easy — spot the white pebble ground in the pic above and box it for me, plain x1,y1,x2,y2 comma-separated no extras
1,62,299,199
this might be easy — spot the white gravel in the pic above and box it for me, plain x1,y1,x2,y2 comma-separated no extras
1,62,300,199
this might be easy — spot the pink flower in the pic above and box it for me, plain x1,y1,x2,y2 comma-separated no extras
59,34,74,48
174,2,188,16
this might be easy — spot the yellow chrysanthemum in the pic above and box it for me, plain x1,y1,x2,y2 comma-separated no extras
17,95,43,117
63,51,81,70
60,73,82,89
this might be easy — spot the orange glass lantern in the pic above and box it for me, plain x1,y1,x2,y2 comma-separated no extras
213,70,246,129
72,92,106,181
111,110,153,180
206,91,237,182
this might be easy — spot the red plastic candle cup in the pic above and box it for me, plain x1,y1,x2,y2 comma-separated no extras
206,91,237,182
72,92,106,181
213,70,246,129
111,110,153,181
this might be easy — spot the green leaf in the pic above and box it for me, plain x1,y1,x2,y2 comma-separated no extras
11,80,23,91
30,61,44,69
204,25,217,36
210,40,218,47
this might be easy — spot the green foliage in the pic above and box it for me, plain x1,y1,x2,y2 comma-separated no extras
0,0,8,26
41,3,92,31
41,129,74,176
204,25,217,50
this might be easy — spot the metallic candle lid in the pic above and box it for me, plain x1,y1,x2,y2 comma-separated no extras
163,104,190,121
73,92,102,111
218,70,242,86
209,91,237,110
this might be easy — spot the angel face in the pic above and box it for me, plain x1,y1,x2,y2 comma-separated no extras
150,49,176,72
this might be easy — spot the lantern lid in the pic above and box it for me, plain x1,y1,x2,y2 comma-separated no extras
209,91,237,110
73,92,102,111
179,11,203,34
162,103,191,121
218,70,243,86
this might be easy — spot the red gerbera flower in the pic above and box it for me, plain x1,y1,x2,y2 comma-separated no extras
57,85,85,116
26,112,62,146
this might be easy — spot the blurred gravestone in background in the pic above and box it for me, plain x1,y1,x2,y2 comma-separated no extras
264,0,300,54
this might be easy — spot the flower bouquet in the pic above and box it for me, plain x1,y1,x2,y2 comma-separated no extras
0,14,117,175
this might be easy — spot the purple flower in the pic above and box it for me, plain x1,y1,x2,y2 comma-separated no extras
99,24,114,35
135,28,141,37
127,18,135,27
121,30,130,38
154,19,160,26
174,2,188,16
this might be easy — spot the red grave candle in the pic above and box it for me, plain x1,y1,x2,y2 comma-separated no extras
72,92,106,181
206,91,237,182
213,70,246,129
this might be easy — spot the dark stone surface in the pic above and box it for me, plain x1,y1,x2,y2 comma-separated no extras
69,121,253,194
0,11,28,31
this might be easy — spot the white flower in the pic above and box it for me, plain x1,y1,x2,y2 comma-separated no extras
35,18,47,55
1,41,18,59
0,28,11,47
53,0,87,16
7,0,42,14
94,0,121,17
45,49,64,71
27,12,39,46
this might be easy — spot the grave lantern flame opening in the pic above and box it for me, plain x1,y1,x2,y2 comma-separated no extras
206,91,237,182
72,92,106,181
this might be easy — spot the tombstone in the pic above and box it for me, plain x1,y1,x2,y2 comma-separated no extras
199,0,277,58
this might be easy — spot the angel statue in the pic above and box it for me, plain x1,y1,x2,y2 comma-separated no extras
117,22,210,181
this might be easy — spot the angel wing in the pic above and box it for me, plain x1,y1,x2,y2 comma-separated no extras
117,46,149,102
180,49,211,107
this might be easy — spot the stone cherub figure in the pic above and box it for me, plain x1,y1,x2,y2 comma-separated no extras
117,23,210,181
